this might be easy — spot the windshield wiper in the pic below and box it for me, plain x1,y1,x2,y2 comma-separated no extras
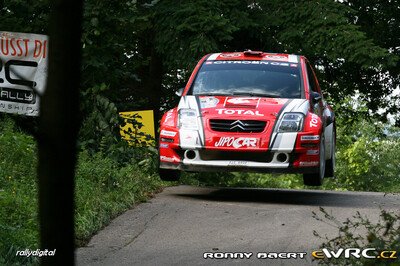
194,92,233,96
231,91,280,98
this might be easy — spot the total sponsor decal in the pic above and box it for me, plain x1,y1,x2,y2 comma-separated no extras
215,137,258,148
216,109,264,116
309,114,319,128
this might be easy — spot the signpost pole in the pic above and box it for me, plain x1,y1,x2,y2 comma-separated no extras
37,0,83,264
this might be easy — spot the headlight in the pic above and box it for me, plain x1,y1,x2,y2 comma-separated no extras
178,109,198,130
278,113,304,132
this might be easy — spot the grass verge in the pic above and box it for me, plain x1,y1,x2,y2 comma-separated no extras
0,122,164,265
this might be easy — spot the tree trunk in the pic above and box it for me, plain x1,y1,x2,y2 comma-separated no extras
147,46,163,140
38,0,83,265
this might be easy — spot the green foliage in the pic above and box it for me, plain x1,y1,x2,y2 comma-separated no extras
1,1,399,262
255,0,399,120
2,0,399,121
81,0,139,90
154,0,255,70
0,120,38,266
264,0,393,67
79,92,120,153
74,149,162,246
0,121,163,264
79,90,156,166
313,208,400,265
325,118,400,192
0,1,49,34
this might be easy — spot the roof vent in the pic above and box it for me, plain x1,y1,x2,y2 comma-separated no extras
243,50,263,57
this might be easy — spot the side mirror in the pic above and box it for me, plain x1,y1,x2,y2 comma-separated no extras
311,92,322,104
175,87,184,97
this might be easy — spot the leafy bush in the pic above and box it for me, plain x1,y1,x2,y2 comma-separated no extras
313,208,400,266
0,118,163,264
325,119,400,192
75,149,162,246
0,120,38,265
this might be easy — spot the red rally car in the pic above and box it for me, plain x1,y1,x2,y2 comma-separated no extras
158,51,336,186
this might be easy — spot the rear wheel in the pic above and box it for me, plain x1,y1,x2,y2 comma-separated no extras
303,135,325,186
159,168,181,181
324,128,335,178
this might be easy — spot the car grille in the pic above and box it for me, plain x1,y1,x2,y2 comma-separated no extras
199,150,274,163
209,119,267,133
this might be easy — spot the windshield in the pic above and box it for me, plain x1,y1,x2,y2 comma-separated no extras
190,60,302,98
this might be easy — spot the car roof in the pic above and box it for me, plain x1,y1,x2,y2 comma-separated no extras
207,51,301,64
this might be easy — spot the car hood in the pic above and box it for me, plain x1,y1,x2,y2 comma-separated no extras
177,95,309,150
198,95,290,118
179,95,308,119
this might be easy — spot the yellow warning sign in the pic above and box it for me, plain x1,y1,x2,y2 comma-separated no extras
119,110,155,146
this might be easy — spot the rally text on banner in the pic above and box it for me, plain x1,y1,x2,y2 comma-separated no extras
0,31,48,116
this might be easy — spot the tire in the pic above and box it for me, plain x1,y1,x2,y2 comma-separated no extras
324,127,335,178
303,135,325,186
159,168,181,181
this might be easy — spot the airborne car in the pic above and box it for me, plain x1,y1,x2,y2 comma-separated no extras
158,51,335,186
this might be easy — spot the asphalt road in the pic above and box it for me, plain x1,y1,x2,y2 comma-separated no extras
76,185,400,266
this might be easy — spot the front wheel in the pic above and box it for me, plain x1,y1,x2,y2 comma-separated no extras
324,128,336,178
159,168,181,181
303,135,325,186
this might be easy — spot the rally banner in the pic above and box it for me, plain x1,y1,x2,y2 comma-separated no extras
0,31,48,116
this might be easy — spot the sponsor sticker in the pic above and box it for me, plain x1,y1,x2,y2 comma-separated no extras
164,110,174,125
216,109,264,116
210,61,291,67
159,143,169,148
160,155,175,162
306,150,319,155
215,137,258,148
301,135,320,141
226,98,252,104
200,97,219,108
299,161,319,167
160,129,176,137
219,53,242,58
309,114,319,128
264,55,287,61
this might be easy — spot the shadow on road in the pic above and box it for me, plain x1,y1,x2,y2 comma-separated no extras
174,187,400,208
